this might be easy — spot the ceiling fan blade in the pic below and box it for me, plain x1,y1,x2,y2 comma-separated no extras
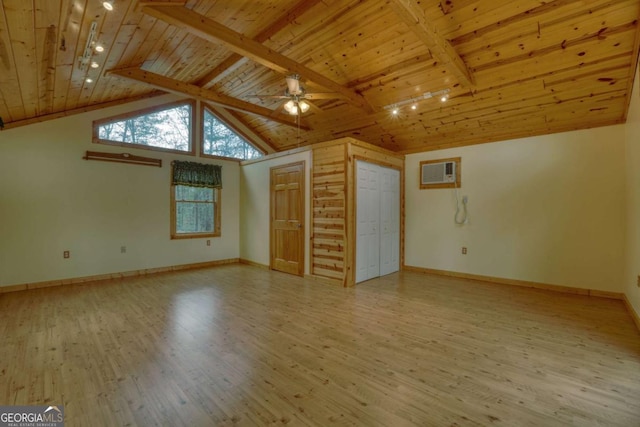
306,100,324,114
273,100,287,114
248,94,290,99
304,92,347,100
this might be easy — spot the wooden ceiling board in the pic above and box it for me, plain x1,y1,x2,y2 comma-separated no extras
34,0,61,115
4,0,38,118
0,2,23,122
263,0,366,54
463,9,638,70
1,1,639,153
472,30,636,91
51,1,86,112
452,0,628,52
433,0,560,38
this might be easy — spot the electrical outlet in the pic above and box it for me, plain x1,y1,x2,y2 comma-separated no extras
63,250,70,259
206,240,211,246
462,247,467,255
121,246,126,254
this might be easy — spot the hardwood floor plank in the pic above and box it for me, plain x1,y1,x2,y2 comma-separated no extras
0,265,638,426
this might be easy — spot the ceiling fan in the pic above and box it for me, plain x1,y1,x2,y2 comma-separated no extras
250,74,342,115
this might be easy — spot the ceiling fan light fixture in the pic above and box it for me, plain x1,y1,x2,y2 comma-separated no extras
298,100,310,113
284,100,298,115
103,0,114,11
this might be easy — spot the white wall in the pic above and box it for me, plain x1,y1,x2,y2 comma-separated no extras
405,127,626,292
624,68,640,317
239,152,311,273
0,95,240,287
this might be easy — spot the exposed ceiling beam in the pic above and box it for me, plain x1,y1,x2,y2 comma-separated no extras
139,3,375,114
195,0,324,87
108,67,311,130
389,0,475,87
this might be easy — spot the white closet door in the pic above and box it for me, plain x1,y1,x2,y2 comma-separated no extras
380,167,400,276
356,161,380,283
356,161,399,283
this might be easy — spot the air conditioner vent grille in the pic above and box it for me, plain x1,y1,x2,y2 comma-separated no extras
421,161,456,185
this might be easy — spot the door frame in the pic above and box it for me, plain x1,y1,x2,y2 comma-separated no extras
269,161,306,276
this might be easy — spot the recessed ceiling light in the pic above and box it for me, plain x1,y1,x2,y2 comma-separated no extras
103,0,114,11
90,61,99,68
411,104,417,110
95,45,104,53
391,108,399,115
85,78,93,83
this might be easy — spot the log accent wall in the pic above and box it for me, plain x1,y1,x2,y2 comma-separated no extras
311,144,347,283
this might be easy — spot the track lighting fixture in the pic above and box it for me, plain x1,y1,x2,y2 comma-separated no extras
78,21,98,71
383,88,451,116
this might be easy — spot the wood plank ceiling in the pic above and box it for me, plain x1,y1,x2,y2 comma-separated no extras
1,0,639,153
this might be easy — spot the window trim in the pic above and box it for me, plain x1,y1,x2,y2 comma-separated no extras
93,99,196,156
200,104,265,161
170,184,221,239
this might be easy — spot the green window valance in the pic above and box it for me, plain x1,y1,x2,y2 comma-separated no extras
172,161,222,188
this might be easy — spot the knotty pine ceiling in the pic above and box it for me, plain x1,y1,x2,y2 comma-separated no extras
1,0,639,154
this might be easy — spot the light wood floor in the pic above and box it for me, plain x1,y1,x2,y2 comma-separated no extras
1,265,639,426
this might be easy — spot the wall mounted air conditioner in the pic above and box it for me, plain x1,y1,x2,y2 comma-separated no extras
421,161,456,185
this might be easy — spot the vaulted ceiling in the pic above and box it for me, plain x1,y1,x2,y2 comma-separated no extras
1,0,639,154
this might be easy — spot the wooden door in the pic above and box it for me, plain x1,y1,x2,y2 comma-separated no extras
270,162,305,276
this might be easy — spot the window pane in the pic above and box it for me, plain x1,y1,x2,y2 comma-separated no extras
176,202,196,233
97,103,192,152
203,109,262,160
176,201,214,234
175,185,213,202
174,185,215,235
196,203,214,232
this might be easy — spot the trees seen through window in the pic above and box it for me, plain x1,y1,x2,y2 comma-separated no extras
94,101,193,153
203,108,262,160
93,100,264,160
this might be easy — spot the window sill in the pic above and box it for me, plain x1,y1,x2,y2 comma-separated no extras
171,232,220,240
